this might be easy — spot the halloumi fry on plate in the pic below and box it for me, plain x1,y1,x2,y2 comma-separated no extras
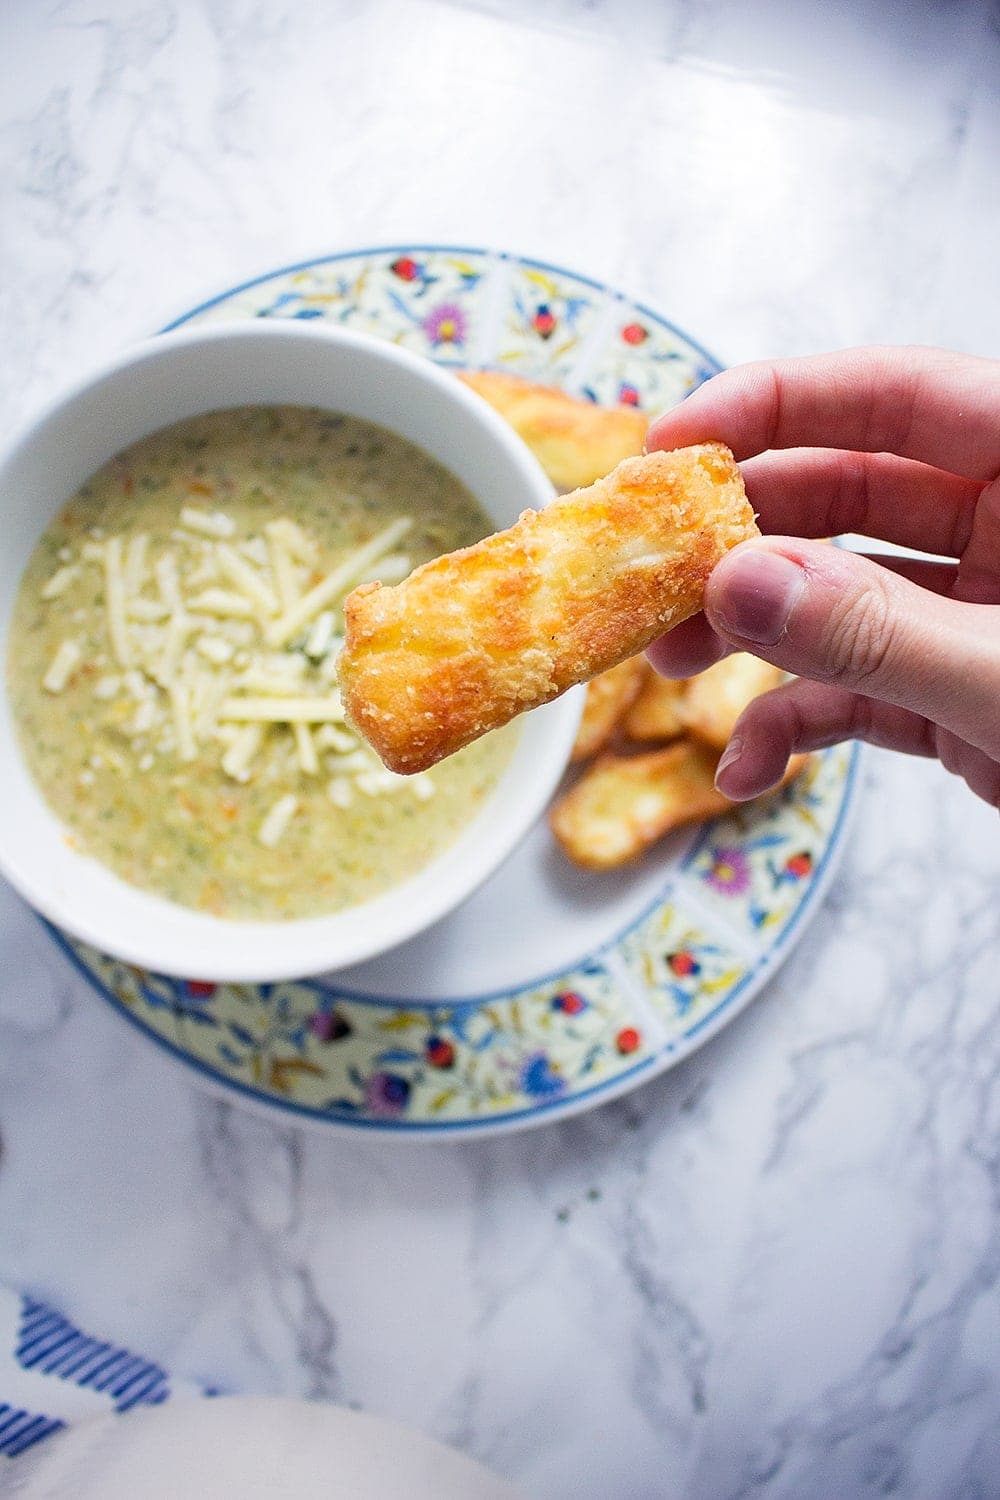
550,740,809,870
458,370,648,491
339,444,759,774
623,669,688,742
676,653,785,751
550,739,730,869
571,656,648,762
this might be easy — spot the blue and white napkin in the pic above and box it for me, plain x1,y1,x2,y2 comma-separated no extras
0,1287,209,1459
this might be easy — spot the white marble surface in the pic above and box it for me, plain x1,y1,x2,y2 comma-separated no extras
1,1,999,1496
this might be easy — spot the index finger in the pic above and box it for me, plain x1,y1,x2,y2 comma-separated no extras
646,346,1000,483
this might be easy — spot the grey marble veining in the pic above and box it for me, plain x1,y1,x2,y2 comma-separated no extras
1,2,999,1496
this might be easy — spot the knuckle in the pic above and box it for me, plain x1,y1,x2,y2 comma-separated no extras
826,452,870,538
981,769,1000,811
820,581,898,689
936,728,965,777
941,731,1000,809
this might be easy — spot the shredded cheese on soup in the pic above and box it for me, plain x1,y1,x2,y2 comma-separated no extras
7,407,516,919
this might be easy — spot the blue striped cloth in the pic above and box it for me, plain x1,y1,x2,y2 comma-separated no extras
0,1287,208,1459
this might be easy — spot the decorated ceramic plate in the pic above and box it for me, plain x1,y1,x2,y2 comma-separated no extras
48,245,861,1138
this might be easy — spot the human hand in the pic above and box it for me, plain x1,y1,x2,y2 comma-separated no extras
645,346,1000,809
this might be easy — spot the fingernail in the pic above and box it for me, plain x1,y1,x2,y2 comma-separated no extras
714,736,742,793
713,550,807,645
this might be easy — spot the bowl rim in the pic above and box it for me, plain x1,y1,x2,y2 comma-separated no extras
0,320,583,982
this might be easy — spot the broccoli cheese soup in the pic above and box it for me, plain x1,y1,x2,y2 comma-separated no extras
7,406,516,920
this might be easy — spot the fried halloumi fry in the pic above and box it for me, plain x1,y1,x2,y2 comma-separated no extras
550,740,729,869
624,670,688,742
550,740,809,870
677,653,785,751
340,444,759,774
571,656,648,762
458,370,649,490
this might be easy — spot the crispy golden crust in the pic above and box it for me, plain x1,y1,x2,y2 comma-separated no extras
550,740,729,869
339,444,759,774
550,742,809,870
571,657,648,762
676,654,785,751
458,370,649,490
623,669,688,742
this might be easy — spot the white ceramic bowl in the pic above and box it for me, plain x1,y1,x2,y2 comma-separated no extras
0,322,581,982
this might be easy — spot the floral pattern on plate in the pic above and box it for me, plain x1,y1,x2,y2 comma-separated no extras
53,939,659,1130
45,244,865,1137
185,248,495,365
339,248,492,364
488,257,610,384
617,901,750,1034
578,301,720,412
682,744,854,949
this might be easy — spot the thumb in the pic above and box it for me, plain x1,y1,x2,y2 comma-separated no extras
703,538,1000,757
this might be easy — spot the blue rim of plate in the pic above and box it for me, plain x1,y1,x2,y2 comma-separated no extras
43,245,862,1137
